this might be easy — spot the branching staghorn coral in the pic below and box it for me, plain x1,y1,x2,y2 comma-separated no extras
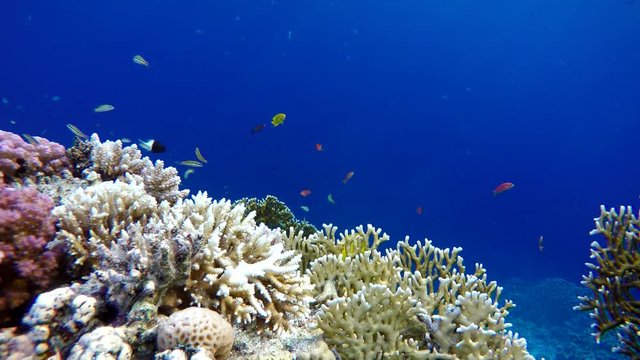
53,177,310,333
575,205,640,358
308,225,533,360
85,133,188,204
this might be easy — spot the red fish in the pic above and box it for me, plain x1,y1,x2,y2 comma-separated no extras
250,123,266,135
300,189,311,197
493,182,514,196
315,143,323,151
416,206,423,215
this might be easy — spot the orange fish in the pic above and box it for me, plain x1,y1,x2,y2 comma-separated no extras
416,206,423,215
342,171,354,184
315,143,323,151
493,182,514,196
300,189,312,197
250,123,266,135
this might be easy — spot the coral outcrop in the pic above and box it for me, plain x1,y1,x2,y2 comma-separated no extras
236,195,318,238
157,307,234,359
0,130,69,183
576,205,640,358
0,184,60,325
305,225,534,360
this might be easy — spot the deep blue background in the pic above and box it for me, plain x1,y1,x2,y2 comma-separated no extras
1,0,638,296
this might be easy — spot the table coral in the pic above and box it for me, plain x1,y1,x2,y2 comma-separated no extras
0,184,60,325
575,205,640,358
0,130,69,183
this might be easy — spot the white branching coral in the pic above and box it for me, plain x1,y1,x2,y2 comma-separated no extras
54,180,310,333
175,195,311,333
86,133,188,204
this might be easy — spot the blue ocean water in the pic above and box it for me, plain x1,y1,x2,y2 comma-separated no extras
1,0,638,358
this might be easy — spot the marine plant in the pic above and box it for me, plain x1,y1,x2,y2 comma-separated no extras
575,205,640,358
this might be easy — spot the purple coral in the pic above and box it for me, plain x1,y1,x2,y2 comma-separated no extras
0,130,69,182
0,184,60,325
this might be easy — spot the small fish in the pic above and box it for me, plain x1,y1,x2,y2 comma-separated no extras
1,97,8,104
251,123,266,134
66,123,88,140
138,139,166,153
300,205,309,212
416,206,423,215
120,138,131,143
327,193,336,204
184,168,195,179
315,143,323,152
51,95,60,102
195,147,208,163
538,236,544,252
287,30,292,41
493,182,514,196
176,160,203,167
342,171,355,184
271,113,286,126
94,104,115,113
22,134,39,145
133,55,149,67
300,189,311,197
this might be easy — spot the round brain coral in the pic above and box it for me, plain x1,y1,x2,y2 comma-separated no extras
157,307,234,359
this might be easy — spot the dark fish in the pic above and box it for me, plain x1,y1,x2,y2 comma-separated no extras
139,139,166,153
251,123,266,134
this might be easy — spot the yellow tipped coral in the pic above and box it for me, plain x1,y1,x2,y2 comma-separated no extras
576,205,640,358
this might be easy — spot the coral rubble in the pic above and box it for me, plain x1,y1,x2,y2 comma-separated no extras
576,205,640,358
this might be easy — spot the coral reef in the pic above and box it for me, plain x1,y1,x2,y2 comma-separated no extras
0,184,60,325
0,131,540,360
0,130,69,183
236,195,318,238
575,205,640,358
306,226,534,359
157,307,234,359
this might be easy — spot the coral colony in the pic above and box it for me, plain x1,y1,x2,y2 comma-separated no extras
0,128,636,359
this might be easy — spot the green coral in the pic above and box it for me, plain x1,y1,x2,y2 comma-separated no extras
236,195,317,237
576,205,640,358
306,225,534,360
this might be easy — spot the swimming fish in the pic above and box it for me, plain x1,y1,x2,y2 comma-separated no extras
300,189,311,197
177,160,203,167
493,182,514,196
251,123,266,134
66,123,88,140
327,193,336,204
271,113,286,126
184,168,195,179
342,171,354,184
94,104,115,113
133,55,149,67
51,95,60,102
315,143,323,151
300,205,309,212
120,138,131,143
538,236,544,252
195,147,208,163
416,206,423,215
22,134,39,145
138,139,166,153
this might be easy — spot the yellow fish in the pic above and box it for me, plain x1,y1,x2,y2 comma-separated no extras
66,123,88,140
176,160,203,167
133,55,149,67
195,147,208,163
184,168,195,179
327,193,335,204
22,134,39,145
271,113,286,126
94,104,115,112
